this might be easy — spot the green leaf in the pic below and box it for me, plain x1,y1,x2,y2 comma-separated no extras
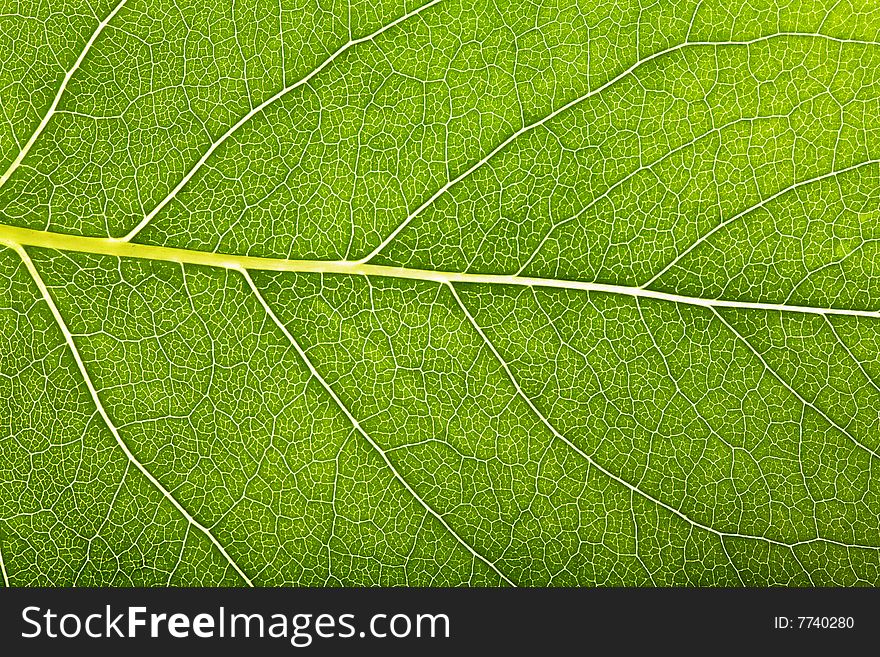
1,0,879,586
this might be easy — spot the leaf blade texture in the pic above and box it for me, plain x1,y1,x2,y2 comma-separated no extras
1,0,880,585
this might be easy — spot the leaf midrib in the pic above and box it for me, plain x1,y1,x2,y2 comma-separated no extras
1,223,876,318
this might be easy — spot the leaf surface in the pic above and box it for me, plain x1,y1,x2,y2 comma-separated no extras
1,0,880,585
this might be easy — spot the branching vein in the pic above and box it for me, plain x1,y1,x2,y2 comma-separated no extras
362,32,880,262
449,282,880,553
120,0,443,242
8,242,254,587
241,268,516,586
643,159,880,287
0,0,129,191
710,307,880,462
0,533,9,587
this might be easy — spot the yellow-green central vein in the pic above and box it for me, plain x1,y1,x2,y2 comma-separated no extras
0,223,876,319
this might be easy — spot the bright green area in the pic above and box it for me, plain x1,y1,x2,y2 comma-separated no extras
1,0,879,585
